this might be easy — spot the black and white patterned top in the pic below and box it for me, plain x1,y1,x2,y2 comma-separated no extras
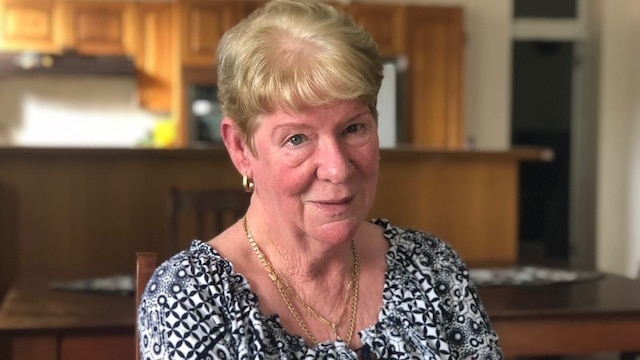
138,219,503,359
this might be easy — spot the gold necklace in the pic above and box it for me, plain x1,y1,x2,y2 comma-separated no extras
243,216,359,347
279,243,358,341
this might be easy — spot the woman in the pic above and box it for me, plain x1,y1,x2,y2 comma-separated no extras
138,0,503,358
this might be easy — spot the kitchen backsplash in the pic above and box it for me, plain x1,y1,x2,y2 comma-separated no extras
0,75,159,147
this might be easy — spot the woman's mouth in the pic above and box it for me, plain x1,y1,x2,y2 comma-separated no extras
312,196,354,213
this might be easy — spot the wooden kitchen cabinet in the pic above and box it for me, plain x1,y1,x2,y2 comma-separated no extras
62,1,136,56
348,2,405,58
134,2,175,112
405,6,464,148
242,0,264,15
0,0,62,52
180,0,246,68
1,0,139,57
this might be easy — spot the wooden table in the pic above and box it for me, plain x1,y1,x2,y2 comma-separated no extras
478,273,640,358
0,277,135,360
2,273,640,359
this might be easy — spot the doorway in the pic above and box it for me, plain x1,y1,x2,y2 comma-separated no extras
510,0,596,268
511,41,573,265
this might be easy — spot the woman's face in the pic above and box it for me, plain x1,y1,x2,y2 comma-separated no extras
248,99,379,244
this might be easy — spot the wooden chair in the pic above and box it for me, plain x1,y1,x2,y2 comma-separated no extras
135,252,158,360
135,188,249,358
169,187,251,252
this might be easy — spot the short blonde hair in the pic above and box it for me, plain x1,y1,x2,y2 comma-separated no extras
216,0,383,150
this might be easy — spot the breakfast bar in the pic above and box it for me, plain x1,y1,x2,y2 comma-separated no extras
0,146,552,298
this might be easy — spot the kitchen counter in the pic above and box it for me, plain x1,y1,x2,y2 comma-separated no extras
0,146,552,299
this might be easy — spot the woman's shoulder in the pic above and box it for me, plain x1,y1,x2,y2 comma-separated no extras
150,240,229,279
371,218,470,281
137,241,261,358
141,240,246,304
372,219,462,261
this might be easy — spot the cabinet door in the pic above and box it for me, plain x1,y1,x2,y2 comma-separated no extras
0,0,61,52
135,2,174,112
406,6,463,148
181,0,244,68
63,1,135,55
241,0,265,15
347,3,405,58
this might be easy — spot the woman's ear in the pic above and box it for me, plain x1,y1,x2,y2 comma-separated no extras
220,117,252,176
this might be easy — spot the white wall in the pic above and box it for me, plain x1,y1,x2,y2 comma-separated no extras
460,0,512,149
0,76,158,147
596,0,640,277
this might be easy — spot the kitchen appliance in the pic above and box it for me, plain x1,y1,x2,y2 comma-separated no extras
187,83,223,147
0,51,136,76
377,57,406,148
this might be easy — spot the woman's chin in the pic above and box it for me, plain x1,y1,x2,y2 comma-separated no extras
308,218,362,245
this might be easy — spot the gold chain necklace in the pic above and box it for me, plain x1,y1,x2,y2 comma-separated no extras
243,216,359,347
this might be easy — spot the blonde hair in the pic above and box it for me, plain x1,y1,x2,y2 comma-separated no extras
216,0,383,150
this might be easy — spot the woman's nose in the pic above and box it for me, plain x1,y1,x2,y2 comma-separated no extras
316,140,352,183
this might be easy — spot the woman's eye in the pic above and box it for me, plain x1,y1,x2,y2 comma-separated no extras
344,124,362,134
286,134,306,146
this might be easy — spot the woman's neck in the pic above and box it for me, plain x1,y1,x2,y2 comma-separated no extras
243,209,356,297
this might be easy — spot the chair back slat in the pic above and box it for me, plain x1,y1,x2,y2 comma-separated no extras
168,187,250,253
135,252,158,360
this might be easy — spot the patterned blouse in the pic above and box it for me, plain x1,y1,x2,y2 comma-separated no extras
138,219,504,359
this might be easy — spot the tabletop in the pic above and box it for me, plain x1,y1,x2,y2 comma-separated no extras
2,273,639,331
477,273,640,318
0,276,134,333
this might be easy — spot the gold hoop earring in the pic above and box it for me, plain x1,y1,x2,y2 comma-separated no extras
242,175,254,193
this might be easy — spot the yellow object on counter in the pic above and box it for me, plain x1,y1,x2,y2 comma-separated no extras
152,120,177,148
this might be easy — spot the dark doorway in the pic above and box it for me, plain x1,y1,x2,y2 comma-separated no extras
511,41,574,266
